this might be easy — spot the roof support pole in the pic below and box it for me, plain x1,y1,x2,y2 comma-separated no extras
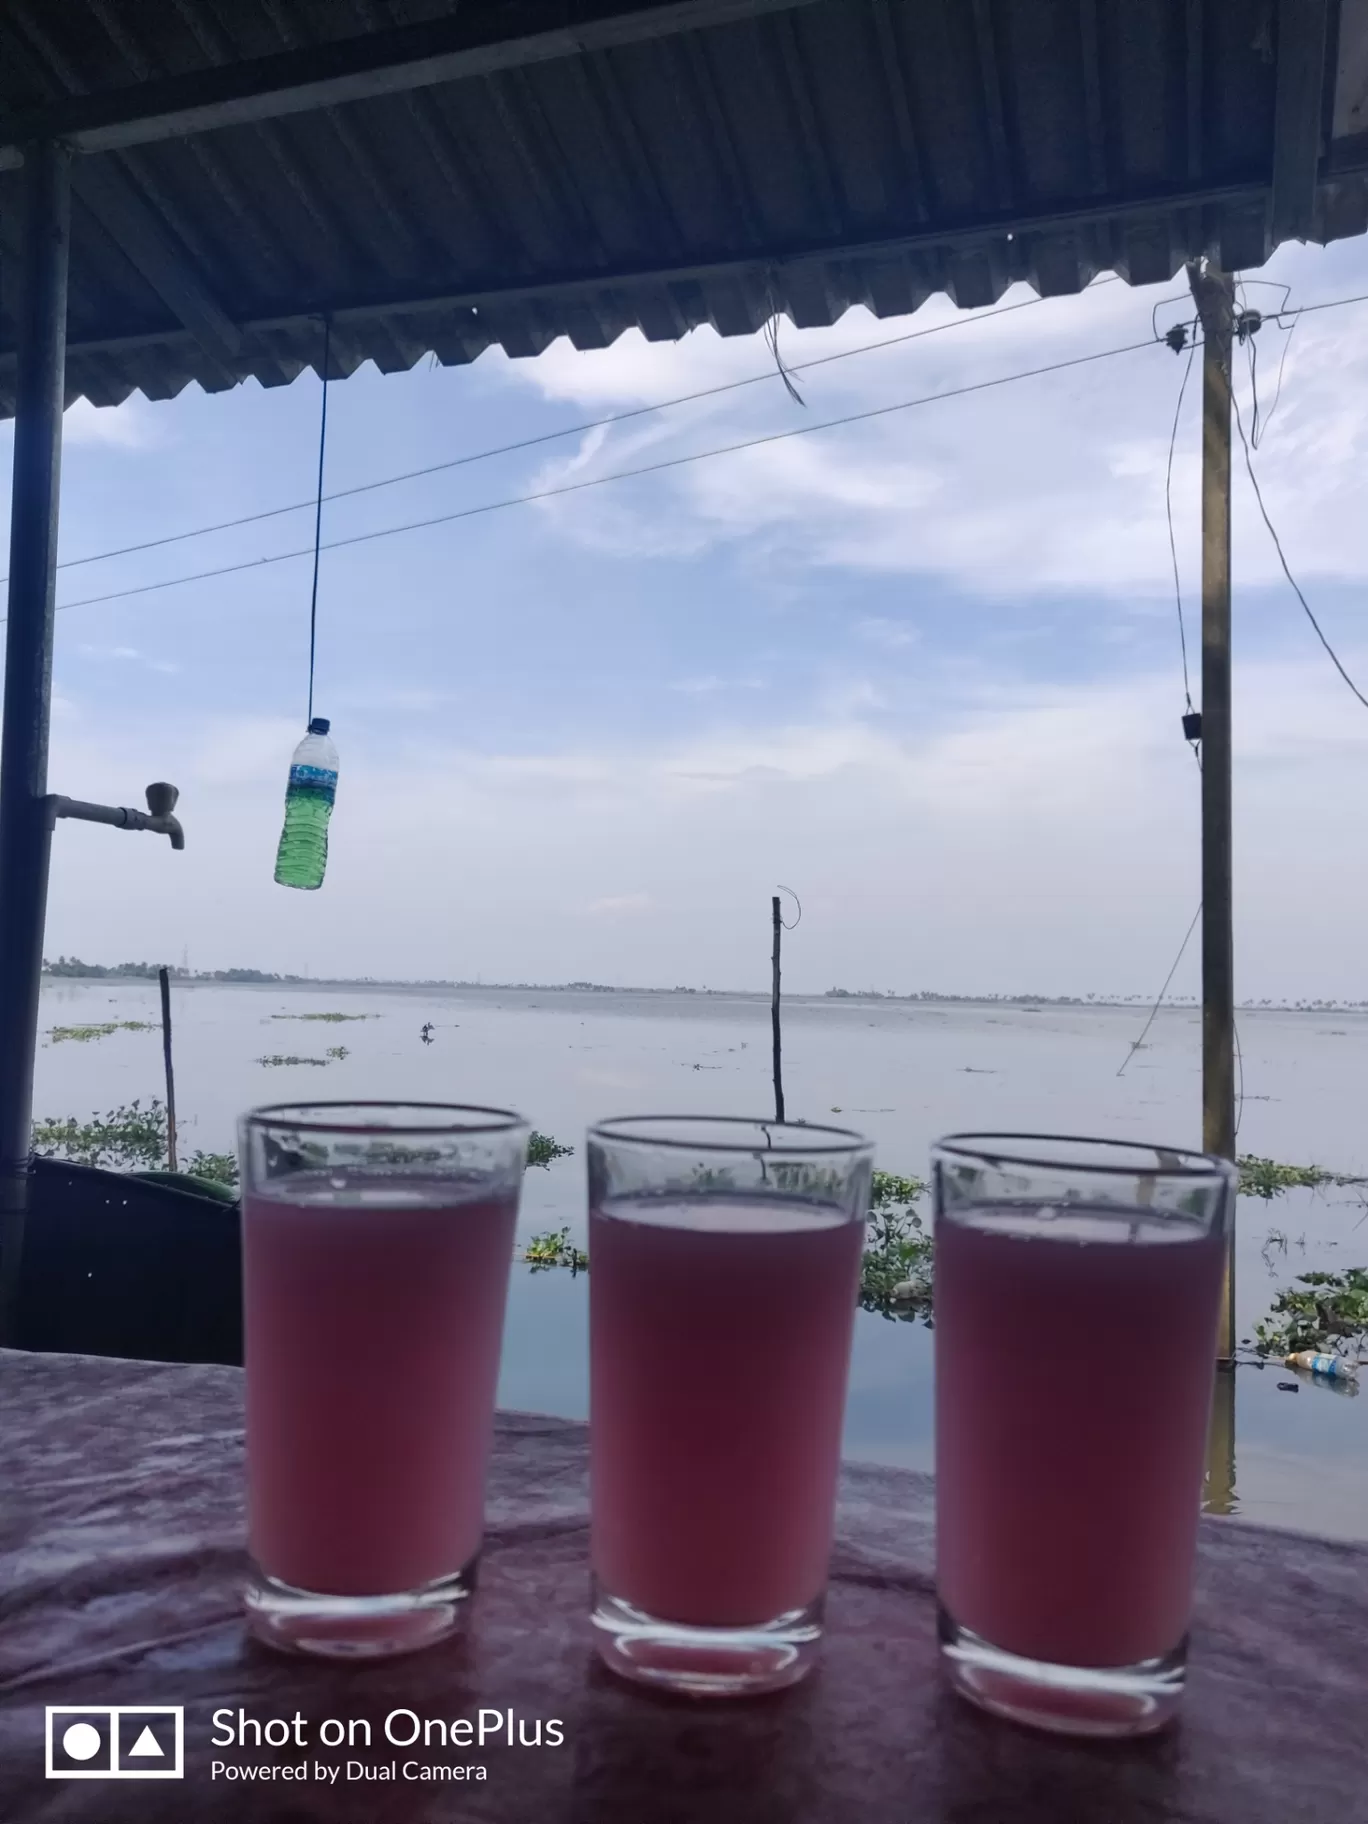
1189,259,1236,1366
0,141,70,1346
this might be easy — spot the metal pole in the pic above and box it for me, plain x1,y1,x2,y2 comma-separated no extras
1189,260,1237,1364
0,142,71,1347
771,895,785,1124
159,966,178,1172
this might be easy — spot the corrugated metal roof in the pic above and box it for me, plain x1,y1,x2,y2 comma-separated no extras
1,0,1366,419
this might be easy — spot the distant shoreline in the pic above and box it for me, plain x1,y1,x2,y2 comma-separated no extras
40,965,1367,1014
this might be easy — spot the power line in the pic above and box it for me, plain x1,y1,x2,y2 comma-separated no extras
4,288,1078,585
1164,323,1198,712
1117,902,1203,1076
9,277,1365,594
14,280,1367,627
35,336,1159,619
1230,380,1368,712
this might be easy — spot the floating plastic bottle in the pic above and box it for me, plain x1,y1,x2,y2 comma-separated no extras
274,718,338,891
1284,1351,1358,1382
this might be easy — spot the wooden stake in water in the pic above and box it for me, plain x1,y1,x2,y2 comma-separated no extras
159,964,178,1173
771,895,785,1124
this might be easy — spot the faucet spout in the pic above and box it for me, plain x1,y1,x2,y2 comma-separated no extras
143,783,184,848
48,781,185,850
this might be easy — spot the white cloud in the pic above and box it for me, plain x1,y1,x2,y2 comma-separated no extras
62,397,163,450
507,249,1368,597
39,649,1368,1002
669,675,766,695
193,715,303,787
856,617,919,650
21,236,1368,1004
584,893,653,916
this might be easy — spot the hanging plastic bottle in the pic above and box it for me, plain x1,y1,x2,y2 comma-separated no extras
274,718,338,890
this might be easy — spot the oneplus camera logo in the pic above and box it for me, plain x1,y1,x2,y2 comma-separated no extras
45,1706,184,1779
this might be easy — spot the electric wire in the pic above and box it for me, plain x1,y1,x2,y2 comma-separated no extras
1117,903,1203,1076
5,288,1083,585
35,336,1159,619
11,279,1367,596
1231,382,1368,712
1165,321,1199,713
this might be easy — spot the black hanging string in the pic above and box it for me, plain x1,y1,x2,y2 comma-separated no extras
763,278,806,408
307,315,332,725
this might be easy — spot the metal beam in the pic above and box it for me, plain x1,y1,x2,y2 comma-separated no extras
1077,0,1108,196
0,143,70,1347
1271,0,1332,242
868,0,931,224
1331,0,1368,140
0,166,1297,392
0,0,819,168
1189,258,1236,1365
71,160,241,365
970,0,1015,212
0,15,242,369
1185,0,1205,181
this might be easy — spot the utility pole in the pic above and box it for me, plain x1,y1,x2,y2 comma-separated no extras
1188,259,1236,1365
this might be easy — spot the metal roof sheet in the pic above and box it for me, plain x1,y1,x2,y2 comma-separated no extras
1,0,1366,418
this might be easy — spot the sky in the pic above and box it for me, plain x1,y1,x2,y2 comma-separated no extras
2,234,1368,998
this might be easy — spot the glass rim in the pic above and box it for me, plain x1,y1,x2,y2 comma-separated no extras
589,1114,873,1156
240,1100,530,1138
932,1131,1236,1181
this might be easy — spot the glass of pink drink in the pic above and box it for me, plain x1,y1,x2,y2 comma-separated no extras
933,1133,1235,1737
239,1102,529,1659
588,1115,874,1697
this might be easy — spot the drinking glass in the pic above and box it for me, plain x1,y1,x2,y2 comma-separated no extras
587,1115,874,1696
932,1133,1235,1737
239,1102,529,1658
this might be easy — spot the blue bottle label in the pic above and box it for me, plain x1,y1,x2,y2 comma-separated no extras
289,764,337,803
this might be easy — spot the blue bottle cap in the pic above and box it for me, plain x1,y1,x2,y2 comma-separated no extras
308,717,330,735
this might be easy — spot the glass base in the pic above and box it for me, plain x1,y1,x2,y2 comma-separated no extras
245,1558,477,1661
590,1582,823,1697
938,1605,1185,1738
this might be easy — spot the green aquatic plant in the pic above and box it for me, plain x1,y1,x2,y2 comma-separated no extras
31,1098,239,1187
527,1132,573,1170
513,1162,935,1315
47,1020,157,1044
31,1101,579,1196
861,1170,933,1321
1237,1154,1341,1199
181,1150,239,1188
1252,1268,1368,1359
326,1045,349,1060
271,1012,375,1023
32,1098,169,1169
524,1227,588,1273
257,1053,331,1067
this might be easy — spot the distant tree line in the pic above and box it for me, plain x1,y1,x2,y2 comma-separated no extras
44,957,297,984
825,987,1368,1009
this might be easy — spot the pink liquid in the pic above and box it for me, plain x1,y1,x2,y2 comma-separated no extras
590,1195,864,1628
935,1203,1225,1668
243,1177,517,1596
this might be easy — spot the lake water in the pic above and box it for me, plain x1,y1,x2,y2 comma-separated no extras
35,978,1368,1543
